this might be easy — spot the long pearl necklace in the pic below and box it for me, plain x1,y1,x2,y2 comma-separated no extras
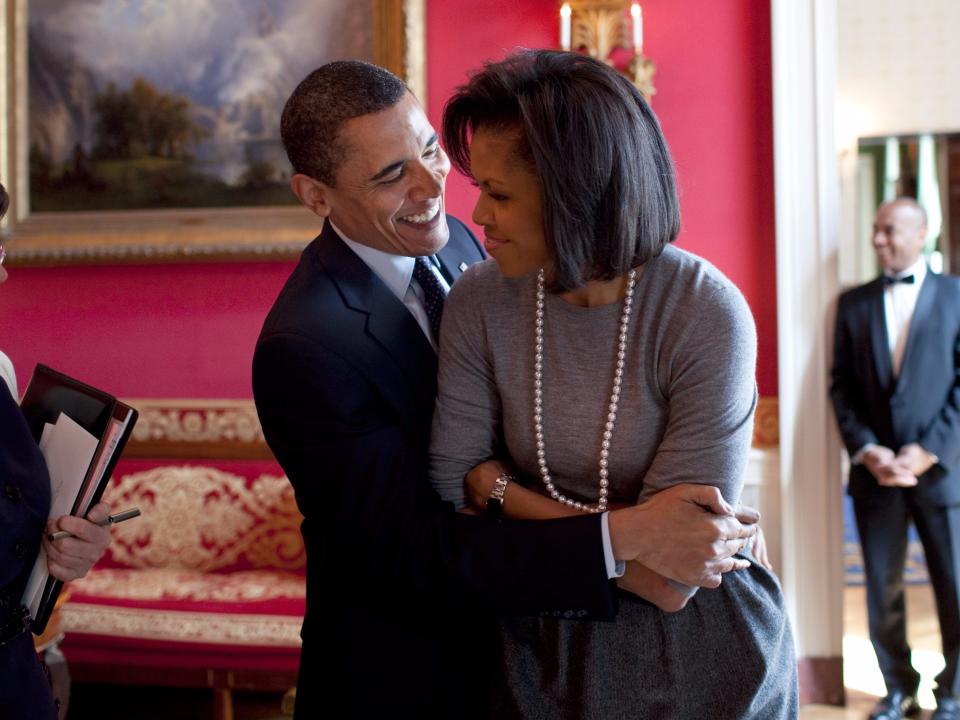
533,267,637,513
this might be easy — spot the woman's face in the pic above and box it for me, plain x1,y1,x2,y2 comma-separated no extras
469,127,551,278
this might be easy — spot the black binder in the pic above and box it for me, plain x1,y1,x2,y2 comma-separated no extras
19,364,139,634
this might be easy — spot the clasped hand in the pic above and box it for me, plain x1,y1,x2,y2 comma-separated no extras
465,460,763,589
609,485,759,589
863,444,935,487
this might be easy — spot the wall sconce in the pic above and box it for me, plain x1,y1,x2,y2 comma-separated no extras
559,1,657,100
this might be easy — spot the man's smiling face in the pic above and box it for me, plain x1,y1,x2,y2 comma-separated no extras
318,92,451,256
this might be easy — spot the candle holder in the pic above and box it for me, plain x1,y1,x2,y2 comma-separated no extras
559,1,657,100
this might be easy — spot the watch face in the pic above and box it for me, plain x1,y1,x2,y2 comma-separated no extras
487,497,504,519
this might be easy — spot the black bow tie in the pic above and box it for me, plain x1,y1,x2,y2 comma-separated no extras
882,274,915,286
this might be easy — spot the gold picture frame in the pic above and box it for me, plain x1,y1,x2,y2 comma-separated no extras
0,0,425,265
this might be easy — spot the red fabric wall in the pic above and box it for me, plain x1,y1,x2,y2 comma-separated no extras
0,262,296,398
427,0,777,394
0,0,776,399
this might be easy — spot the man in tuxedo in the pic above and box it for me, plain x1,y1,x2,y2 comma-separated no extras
832,197,960,720
253,61,759,719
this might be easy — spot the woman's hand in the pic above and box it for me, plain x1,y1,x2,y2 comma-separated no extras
465,460,506,511
42,502,113,582
616,561,695,613
749,524,773,571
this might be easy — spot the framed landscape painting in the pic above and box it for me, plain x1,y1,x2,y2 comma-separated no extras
0,0,425,263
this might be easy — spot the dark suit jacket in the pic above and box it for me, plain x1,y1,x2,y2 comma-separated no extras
0,379,57,720
253,218,615,719
830,270,960,506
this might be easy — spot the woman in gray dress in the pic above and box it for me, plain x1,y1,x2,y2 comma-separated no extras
429,51,797,719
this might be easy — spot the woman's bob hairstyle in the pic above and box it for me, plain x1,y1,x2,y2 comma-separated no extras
443,49,680,292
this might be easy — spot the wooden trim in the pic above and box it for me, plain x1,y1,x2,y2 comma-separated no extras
797,656,845,706
124,438,274,461
123,399,272,460
69,664,296,692
374,0,405,81
754,396,779,447
121,397,780,460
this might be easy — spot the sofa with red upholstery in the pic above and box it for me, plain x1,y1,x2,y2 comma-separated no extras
58,400,304,720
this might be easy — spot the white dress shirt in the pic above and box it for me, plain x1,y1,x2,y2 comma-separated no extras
331,222,623,579
334,221,449,351
884,255,927,379
853,255,930,465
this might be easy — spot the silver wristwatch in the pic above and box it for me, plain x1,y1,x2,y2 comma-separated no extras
487,472,512,520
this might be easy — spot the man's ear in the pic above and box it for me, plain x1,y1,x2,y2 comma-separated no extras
290,173,332,218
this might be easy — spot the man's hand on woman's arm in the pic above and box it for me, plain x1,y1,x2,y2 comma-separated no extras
608,484,757,588
467,461,759,590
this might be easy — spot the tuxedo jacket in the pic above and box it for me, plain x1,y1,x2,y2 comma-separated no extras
830,271,960,506
253,218,615,719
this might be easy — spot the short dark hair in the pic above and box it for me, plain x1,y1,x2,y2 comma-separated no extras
281,61,408,186
443,50,680,291
0,182,8,220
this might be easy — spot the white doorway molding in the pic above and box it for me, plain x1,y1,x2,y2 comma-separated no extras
772,0,845,704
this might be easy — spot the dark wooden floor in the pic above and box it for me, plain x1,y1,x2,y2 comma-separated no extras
65,683,289,720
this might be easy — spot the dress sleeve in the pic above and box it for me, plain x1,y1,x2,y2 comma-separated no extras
636,282,757,599
638,283,758,507
429,268,502,509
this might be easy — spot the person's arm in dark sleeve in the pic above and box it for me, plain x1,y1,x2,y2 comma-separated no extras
253,332,615,618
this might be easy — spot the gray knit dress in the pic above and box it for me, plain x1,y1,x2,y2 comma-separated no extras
429,246,798,720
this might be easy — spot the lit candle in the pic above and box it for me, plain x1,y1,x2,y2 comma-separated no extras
560,4,572,51
631,3,643,53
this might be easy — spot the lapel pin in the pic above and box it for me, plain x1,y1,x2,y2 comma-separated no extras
458,262,468,272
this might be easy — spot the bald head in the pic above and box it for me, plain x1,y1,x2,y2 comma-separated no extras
881,197,927,232
872,197,928,274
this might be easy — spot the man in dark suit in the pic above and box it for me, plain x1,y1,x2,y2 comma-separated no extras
832,197,960,720
253,61,759,719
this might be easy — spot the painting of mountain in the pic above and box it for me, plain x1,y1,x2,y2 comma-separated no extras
27,0,373,211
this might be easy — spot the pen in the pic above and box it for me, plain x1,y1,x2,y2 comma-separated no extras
47,507,142,542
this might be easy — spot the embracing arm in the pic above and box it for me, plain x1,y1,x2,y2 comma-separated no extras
254,330,615,617
431,269,754,606
465,461,710,612
624,281,760,606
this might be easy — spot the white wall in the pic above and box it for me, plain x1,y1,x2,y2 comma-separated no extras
837,0,960,141
836,0,960,287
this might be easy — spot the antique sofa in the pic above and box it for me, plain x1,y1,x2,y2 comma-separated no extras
58,400,304,720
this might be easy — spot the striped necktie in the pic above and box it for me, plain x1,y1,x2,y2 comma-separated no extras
412,256,447,344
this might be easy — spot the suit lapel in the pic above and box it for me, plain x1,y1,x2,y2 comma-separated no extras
436,241,469,286
313,223,438,432
893,270,938,395
866,279,893,392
